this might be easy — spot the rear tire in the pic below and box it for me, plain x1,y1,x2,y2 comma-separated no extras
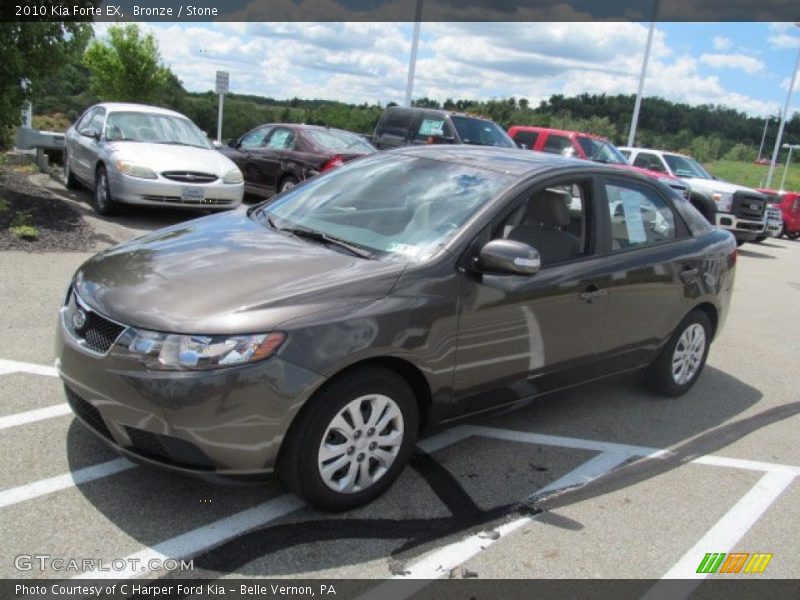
279,176,298,194
93,166,116,216
736,239,746,247
788,232,800,241
63,152,79,190
754,235,767,243
644,309,712,397
277,367,419,512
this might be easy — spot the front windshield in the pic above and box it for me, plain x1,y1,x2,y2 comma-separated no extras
255,154,512,261
105,111,212,149
450,116,516,148
664,154,712,179
577,137,627,164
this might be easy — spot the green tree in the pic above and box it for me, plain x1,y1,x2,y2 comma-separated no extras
83,24,179,105
0,16,93,147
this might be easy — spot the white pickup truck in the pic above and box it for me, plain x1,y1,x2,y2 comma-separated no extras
619,147,767,245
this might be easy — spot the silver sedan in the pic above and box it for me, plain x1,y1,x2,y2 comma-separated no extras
63,102,244,215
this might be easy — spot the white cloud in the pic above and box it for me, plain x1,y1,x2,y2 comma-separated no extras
699,52,765,74
768,23,800,49
713,36,732,50
89,22,782,118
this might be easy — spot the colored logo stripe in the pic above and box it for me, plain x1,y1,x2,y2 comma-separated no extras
720,553,749,573
696,552,773,574
697,553,726,573
744,553,773,574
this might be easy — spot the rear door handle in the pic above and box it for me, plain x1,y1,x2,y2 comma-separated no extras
579,284,607,302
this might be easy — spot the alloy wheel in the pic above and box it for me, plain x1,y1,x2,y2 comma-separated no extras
671,323,706,385
317,394,404,494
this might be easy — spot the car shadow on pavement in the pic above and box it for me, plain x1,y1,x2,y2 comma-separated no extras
63,366,778,581
737,248,777,259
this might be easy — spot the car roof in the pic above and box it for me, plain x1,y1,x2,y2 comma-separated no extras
508,126,605,140
384,105,497,122
392,144,618,177
95,102,187,119
620,147,691,159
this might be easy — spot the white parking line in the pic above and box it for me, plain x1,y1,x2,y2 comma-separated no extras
0,458,135,510
79,494,306,579
382,451,632,584
642,469,797,600
0,358,58,378
0,403,72,430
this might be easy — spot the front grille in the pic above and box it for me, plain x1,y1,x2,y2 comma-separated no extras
66,387,112,439
160,171,218,183
63,291,126,354
141,195,233,206
766,208,781,220
126,427,215,470
732,192,766,220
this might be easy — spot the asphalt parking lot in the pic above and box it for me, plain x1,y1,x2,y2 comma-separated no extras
1,184,799,592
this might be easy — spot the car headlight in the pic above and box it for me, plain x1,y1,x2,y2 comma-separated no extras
125,329,285,370
116,160,157,179
222,168,243,184
712,192,733,212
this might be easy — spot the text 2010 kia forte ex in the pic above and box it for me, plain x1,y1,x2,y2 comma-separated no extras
57,146,737,510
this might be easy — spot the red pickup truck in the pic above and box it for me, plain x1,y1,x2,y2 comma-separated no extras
757,188,800,239
507,126,691,199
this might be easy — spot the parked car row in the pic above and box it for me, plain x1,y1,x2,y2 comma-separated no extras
63,102,798,250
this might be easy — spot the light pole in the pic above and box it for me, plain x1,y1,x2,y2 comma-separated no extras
627,0,660,148
403,0,423,107
757,114,776,161
779,143,800,192
766,23,800,188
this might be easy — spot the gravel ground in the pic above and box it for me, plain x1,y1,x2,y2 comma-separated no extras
0,166,98,252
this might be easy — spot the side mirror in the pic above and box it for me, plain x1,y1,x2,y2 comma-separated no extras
228,138,240,149
475,239,541,276
79,127,100,140
212,140,223,149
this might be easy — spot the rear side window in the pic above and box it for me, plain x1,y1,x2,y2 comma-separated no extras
265,128,295,150
605,182,676,250
377,110,413,137
512,130,539,149
542,134,573,155
633,152,668,173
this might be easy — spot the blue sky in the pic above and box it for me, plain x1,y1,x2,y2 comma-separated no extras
93,21,800,119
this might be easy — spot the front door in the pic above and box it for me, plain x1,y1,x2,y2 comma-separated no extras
450,175,612,419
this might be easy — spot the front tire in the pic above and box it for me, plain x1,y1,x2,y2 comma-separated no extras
93,166,116,215
279,176,298,194
644,309,711,397
277,367,419,512
754,235,767,243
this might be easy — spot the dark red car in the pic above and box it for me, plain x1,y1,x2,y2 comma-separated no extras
507,126,691,199
757,188,800,239
221,124,377,198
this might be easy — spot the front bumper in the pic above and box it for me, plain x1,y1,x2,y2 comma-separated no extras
108,171,244,211
715,212,765,241
56,313,324,480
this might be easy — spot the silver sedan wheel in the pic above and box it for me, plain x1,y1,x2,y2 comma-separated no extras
96,171,109,209
317,393,404,494
671,323,706,385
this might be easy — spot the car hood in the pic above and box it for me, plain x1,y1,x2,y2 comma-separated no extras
609,163,686,185
73,209,406,334
682,178,758,195
107,142,237,176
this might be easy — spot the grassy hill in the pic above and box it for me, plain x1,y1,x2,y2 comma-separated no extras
704,160,800,192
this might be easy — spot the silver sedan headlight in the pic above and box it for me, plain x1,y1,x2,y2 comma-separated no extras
116,160,157,179
125,329,285,370
222,168,244,184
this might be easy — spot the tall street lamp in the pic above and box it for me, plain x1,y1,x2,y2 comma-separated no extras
627,2,660,148
779,143,800,192
757,113,777,161
766,23,800,188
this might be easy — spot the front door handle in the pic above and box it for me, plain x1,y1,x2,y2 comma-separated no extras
680,266,700,280
579,284,607,303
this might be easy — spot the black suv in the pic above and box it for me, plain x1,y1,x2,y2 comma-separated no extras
371,106,516,150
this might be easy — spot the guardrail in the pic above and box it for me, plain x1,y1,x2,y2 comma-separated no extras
15,127,65,152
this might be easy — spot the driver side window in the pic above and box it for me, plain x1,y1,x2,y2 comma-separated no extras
240,127,270,149
493,180,591,267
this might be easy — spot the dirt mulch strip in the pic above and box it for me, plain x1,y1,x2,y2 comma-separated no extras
0,166,98,252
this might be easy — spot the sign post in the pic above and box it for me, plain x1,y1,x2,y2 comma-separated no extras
215,71,229,143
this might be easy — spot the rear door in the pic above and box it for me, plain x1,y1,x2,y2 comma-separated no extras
594,175,699,371
373,109,413,149
540,133,574,157
258,127,297,192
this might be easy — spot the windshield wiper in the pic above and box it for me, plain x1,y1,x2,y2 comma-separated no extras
151,141,206,148
278,227,374,259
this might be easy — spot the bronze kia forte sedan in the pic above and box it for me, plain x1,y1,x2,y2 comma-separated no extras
57,146,736,511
